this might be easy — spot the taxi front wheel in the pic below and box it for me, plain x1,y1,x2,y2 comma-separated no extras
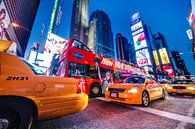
0,102,33,129
142,91,150,107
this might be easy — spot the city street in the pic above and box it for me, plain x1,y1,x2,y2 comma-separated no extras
32,93,195,129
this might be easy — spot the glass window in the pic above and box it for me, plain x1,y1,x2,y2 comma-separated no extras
172,80,194,84
21,59,44,75
125,77,145,84
72,40,91,52
68,62,90,77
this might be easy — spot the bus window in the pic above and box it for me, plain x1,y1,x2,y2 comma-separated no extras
72,40,91,52
68,62,90,77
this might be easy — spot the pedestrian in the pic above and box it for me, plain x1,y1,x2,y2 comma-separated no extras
102,71,113,95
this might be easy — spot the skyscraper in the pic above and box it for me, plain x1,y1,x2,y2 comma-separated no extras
116,33,129,62
172,51,190,75
1,0,40,56
88,10,114,58
152,32,175,78
69,0,88,44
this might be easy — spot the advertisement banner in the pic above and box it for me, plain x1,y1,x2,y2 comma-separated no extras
44,32,67,55
133,32,147,50
153,50,160,66
136,48,152,67
0,1,11,39
159,48,170,65
131,12,141,25
131,21,143,32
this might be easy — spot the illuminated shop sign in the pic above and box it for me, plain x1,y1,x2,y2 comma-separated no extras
186,29,193,40
131,12,141,25
153,50,160,66
44,32,67,55
159,48,170,65
162,65,174,78
133,32,147,50
132,28,144,36
136,48,152,67
131,21,143,32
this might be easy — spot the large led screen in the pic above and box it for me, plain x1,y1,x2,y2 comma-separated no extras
136,48,152,67
153,50,160,66
44,32,67,55
133,32,147,50
159,48,170,65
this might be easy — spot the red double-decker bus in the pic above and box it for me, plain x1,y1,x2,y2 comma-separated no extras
56,38,145,97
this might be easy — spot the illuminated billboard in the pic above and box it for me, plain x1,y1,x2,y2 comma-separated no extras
153,50,160,66
136,48,152,67
131,12,141,25
133,32,147,50
48,0,59,33
159,48,170,65
28,50,54,72
44,32,67,55
162,65,174,78
131,21,143,32
0,1,11,39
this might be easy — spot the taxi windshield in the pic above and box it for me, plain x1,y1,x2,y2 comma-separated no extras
125,77,145,84
21,58,44,75
172,80,194,84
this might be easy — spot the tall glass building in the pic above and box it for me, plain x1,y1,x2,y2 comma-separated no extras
88,10,114,58
69,0,88,44
116,33,130,62
2,0,40,56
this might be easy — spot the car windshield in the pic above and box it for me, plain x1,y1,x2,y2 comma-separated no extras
21,58,44,75
172,80,194,84
125,77,145,84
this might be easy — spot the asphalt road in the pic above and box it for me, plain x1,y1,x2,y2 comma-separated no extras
31,94,195,129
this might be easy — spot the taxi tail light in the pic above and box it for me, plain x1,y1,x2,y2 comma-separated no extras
77,79,86,93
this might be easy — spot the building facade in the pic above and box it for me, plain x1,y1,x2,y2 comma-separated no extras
152,32,175,78
130,12,155,77
116,33,130,62
172,51,190,75
88,10,114,58
69,0,88,44
187,0,195,59
1,0,40,56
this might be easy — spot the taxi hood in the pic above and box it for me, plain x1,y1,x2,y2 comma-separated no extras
108,83,145,89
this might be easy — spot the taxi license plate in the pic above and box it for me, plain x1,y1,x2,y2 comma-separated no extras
177,89,183,93
111,92,117,98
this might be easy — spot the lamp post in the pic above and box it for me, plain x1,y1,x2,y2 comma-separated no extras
11,22,45,64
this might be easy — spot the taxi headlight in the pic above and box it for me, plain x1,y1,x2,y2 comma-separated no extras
128,86,139,93
187,86,195,90
106,87,109,91
166,86,173,90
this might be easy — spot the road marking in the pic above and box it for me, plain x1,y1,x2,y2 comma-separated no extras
175,99,195,129
95,97,195,125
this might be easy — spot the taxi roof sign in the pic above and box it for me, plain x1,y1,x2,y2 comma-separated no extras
0,40,17,55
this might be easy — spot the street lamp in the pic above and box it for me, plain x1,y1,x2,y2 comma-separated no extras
179,52,195,55
11,22,32,33
11,22,45,64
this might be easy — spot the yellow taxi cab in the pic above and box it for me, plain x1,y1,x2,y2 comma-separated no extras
165,79,195,95
105,76,165,107
0,40,88,129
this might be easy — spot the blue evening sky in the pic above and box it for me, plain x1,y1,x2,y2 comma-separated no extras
26,0,195,75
